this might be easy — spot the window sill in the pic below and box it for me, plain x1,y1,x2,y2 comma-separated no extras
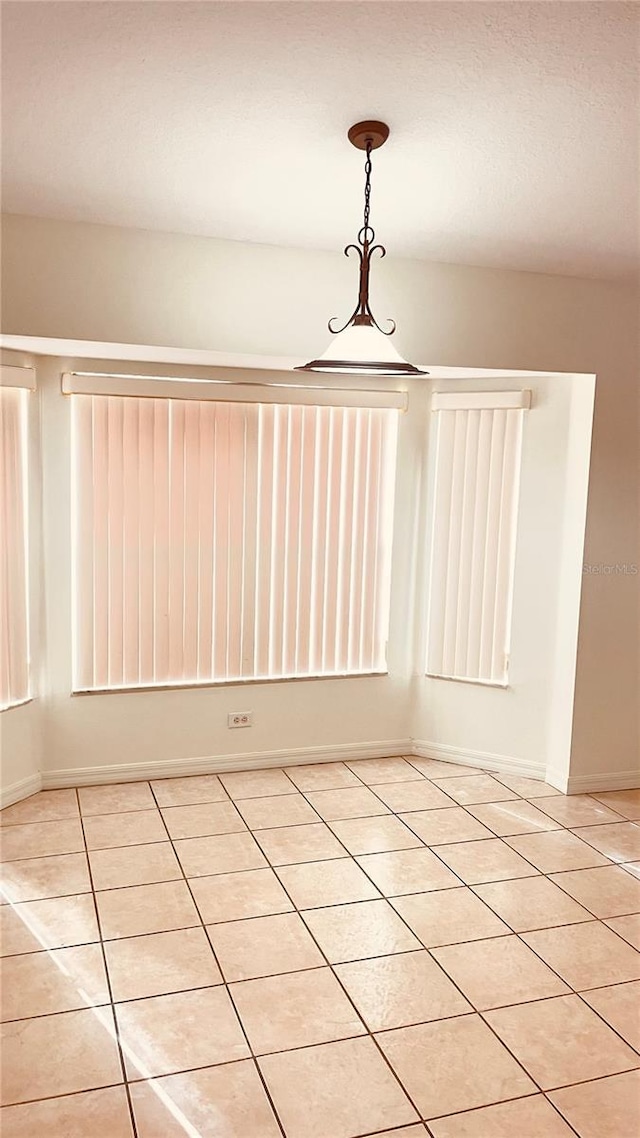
425,673,509,690
71,671,388,696
0,696,33,714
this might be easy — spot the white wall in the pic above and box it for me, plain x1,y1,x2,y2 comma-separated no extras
0,701,43,800
1,213,638,791
412,372,595,789
4,354,415,788
0,348,591,795
0,368,45,804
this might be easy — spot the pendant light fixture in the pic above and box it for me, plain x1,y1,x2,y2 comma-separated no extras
296,120,427,377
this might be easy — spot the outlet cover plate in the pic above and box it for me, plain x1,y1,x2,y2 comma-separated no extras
228,711,253,728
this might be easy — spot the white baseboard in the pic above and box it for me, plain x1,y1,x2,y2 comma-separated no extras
40,738,413,789
564,769,640,795
411,739,546,780
8,738,637,801
0,772,42,809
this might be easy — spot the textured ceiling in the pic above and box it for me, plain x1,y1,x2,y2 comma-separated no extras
2,1,638,279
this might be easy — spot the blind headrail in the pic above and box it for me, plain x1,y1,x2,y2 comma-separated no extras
62,371,408,411
432,390,531,411
1,365,36,390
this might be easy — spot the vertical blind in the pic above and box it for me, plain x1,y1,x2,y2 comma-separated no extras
0,384,30,709
425,391,530,686
72,393,399,691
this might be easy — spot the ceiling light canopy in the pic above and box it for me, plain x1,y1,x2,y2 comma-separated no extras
297,120,426,378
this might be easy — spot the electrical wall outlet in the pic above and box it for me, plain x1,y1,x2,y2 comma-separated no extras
228,711,253,728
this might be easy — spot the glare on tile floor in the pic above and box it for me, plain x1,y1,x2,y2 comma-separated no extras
0,789,79,827
0,820,85,862
0,893,99,954
129,1061,282,1138
466,799,562,836
1,944,110,1021
115,986,249,1079
1,757,639,1136
0,1085,134,1137
532,794,624,828
0,852,91,902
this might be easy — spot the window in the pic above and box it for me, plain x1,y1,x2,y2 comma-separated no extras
425,390,530,686
0,368,33,710
69,377,401,691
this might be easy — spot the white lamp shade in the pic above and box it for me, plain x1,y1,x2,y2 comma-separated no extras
299,322,425,376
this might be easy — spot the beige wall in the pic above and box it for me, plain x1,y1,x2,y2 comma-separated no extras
1,213,638,787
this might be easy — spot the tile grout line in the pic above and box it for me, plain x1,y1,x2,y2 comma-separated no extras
75,786,141,1138
3,796,636,853
146,779,289,1138
240,764,429,1134
366,791,633,1134
8,951,640,1029
1,765,639,1130
285,765,640,1128
282,769,591,1135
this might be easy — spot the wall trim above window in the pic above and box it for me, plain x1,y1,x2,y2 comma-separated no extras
62,371,407,410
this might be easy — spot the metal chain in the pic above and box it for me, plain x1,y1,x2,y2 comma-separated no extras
363,141,373,237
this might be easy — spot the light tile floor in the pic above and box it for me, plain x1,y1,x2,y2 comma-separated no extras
0,760,639,1137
